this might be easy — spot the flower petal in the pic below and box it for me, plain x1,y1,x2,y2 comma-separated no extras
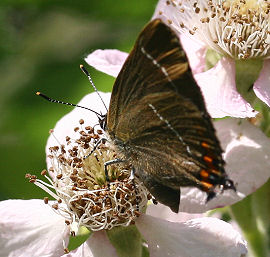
179,118,270,213
180,34,207,74
194,58,257,118
86,231,118,257
253,59,270,107
63,231,118,257
0,199,69,257
85,49,128,77
136,215,247,257
146,203,203,223
62,244,93,257
46,92,111,174
152,0,175,21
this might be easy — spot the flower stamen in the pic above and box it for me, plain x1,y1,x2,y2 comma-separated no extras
27,120,150,232
159,0,270,59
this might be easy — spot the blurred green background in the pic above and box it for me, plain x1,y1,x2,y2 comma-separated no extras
0,0,157,200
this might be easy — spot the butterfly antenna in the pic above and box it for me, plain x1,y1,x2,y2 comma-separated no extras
36,92,103,118
80,64,108,113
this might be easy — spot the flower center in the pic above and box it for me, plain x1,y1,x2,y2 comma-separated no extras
159,0,270,59
27,119,150,232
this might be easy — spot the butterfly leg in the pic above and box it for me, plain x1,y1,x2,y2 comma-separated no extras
102,158,124,209
83,138,107,159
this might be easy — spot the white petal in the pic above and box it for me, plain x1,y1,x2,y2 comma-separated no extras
180,34,207,74
46,92,111,170
0,199,69,257
146,203,203,223
194,58,257,118
62,243,94,257
253,59,270,107
152,0,170,20
62,244,93,257
152,0,179,30
86,231,118,257
63,231,118,257
85,49,128,77
136,215,247,257
179,119,270,213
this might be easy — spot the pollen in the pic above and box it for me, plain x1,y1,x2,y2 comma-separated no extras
27,119,149,232
158,0,270,59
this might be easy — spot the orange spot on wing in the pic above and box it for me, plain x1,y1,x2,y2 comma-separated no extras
201,142,210,148
200,169,209,178
203,155,213,163
201,181,213,191
211,169,221,175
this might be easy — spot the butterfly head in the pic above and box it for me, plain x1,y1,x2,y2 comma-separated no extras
98,113,107,131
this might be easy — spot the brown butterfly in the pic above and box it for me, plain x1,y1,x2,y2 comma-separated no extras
102,19,235,213
39,19,235,213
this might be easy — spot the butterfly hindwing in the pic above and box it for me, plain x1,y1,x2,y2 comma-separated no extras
106,19,233,212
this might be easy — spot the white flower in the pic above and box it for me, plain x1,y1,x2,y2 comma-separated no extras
156,0,270,60
152,0,270,118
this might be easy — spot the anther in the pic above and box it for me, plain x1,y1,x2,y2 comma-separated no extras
41,169,47,176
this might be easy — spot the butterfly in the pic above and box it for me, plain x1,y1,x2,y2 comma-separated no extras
98,19,236,213
39,18,235,213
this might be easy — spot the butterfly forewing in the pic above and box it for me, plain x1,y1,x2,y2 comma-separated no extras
106,19,234,213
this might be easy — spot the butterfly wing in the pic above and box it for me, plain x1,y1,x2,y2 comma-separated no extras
107,19,234,212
